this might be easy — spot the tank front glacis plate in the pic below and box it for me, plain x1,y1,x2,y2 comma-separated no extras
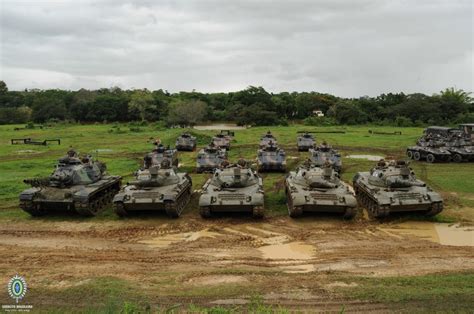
199,182,264,211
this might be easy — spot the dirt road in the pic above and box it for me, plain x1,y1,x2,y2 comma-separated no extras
0,211,473,311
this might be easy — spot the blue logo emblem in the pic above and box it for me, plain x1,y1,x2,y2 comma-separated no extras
8,275,27,303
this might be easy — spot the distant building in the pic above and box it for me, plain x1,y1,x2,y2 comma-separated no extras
312,109,324,117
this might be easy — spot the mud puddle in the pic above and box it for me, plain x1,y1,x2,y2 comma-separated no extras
139,228,220,248
346,154,384,161
379,222,474,246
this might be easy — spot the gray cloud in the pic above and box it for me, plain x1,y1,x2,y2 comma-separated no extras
0,0,472,96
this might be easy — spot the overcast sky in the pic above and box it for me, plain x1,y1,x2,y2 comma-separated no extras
0,0,472,97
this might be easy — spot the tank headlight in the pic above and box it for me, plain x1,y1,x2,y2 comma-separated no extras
423,195,430,200
159,194,164,200
339,196,345,203
246,196,252,202
211,196,217,203
305,196,310,202
124,195,131,201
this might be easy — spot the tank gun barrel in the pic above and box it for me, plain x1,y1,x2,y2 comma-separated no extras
24,177,51,187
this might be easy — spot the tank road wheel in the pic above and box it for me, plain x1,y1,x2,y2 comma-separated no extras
200,206,211,218
413,151,421,161
114,202,128,217
343,207,357,219
20,201,46,217
453,153,463,163
252,206,264,219
426,154,435,163
406,150,414,159
425,202,443,217
76,199,100,217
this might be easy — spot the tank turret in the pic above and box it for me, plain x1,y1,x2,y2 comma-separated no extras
19,152,121,216
353,160,443,218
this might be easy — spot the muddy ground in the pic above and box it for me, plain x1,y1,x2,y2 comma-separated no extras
0,209,473,312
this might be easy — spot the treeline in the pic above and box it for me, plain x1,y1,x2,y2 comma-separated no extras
0,81,472,126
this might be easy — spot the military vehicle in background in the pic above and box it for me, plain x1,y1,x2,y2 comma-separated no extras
113,160,192,218
196,143,228,173
199,160,264,218
406,138,451,163
309,141,342,172
296,132,316,151
285,163,357,218
147,143,179,167
212,133,232,150
175,133,196,151
259,131,278,149
20,150,121,216
219,130,235,139
257,141,286,172
444,135,474,162
459,124,474,141
353,160,443,218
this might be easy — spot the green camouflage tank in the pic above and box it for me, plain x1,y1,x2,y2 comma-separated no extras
196,143,228,173
285,164,356,218
199,160,264,218
257,141,286,172
113,159,192,218
147,143,179,167
19,150,121,216
353,160,443,218
175,133,196,151
259,131,277,149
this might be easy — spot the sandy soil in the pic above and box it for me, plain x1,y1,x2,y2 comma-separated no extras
0,212,473,311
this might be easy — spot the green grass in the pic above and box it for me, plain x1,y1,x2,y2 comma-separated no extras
0,123,473,221
337,272,474,312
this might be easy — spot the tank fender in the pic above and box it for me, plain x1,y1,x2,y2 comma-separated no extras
199,195,211,206
427,192,443,203
73,189,90,203
19,188,40,201
345,195,357,207
250,193,264,205
292,193,308,207
113,193,127,203
163,194,177,202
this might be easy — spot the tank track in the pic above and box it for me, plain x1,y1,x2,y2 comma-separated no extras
425,202,443,217
286,191,303,217
252,206,265,219
199,206,211,218
75,181,121,217
164,185,192,218
343,206,357,219
354,183,389,218
20,201,46,217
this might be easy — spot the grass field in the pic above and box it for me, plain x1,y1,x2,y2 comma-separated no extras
1,123,473,313
0,122,472,222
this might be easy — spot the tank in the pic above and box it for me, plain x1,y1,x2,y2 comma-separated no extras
257,141,286,172
406,137,451,163
199,160,264,218
309,141,342,172
113,160,192,218
196,143,228,173
443,135,474,162
212,134,231,150
459,123,474,141
175,133,196,151
259,131,277,149
285,164,357,218
19,151,121,216
352,160,443,218
297,132,315,151
147,143,179,167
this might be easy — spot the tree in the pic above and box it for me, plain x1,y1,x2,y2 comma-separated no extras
128,89,156,121
166,100,207,126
